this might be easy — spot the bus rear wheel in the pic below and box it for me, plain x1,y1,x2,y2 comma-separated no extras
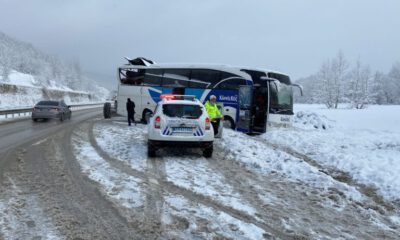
142,110,153,124
104,102,112,119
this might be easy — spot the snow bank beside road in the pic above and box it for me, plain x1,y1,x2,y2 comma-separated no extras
294,111,334,130
265,104,400,202
218,129,363,202
295,104,400,133
72,129,145,209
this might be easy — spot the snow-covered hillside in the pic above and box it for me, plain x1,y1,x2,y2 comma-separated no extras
0,69,107,109
0,31,109,108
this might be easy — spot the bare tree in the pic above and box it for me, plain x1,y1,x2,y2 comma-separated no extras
348,59,372,109
330,51,349,108
0,43,11,82
315,59,335,108
388,62,400,104
313,51,349,108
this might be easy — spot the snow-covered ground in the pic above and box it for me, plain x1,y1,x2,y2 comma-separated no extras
73,120,269,239
265,104,400,202
0,174,61,239
219,129,364,202
71,115,399,238
294,104,400,133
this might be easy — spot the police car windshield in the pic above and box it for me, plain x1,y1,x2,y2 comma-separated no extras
162,104,202,119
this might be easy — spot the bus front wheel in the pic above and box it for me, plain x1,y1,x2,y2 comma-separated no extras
223,116,235,130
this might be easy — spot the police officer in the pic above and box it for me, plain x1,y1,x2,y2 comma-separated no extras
205,95,223,135
126,98,135,126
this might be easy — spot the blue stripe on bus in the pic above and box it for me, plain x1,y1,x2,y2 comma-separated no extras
149,88,162,103
185,88,205,100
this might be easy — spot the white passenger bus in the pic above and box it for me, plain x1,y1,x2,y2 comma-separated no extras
114,58,302,134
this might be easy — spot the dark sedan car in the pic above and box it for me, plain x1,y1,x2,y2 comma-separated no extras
32,100,71,122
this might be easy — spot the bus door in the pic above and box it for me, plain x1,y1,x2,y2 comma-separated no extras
251,86,268,133
236,85,253,133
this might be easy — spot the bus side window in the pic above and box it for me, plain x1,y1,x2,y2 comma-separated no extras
144,69,163,86
122,69,144,85
217,77,247,89
190,69,220,88
189,80,209,88
162,69,190,87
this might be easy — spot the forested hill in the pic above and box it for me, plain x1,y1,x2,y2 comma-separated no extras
294,51,400,108
0,31,108,97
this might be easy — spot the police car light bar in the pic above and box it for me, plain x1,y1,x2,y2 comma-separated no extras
160,94,196,101
160,94,175,100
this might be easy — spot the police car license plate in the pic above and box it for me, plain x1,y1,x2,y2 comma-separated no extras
172,127,193,133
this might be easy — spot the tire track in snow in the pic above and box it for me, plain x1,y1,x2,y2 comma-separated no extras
1,109,138,240
214,135,400,239
254,136,398,213
33,122,139,239
87,120,294,239
207,147,309,237
84,120,164,239
144,154,167,235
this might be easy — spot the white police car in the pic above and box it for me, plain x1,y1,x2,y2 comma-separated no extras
147,95,214,158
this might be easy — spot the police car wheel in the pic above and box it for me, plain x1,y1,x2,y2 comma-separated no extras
203,146,213,158
147,144,156,157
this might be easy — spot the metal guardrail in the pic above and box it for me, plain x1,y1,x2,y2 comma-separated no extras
0,103,105,119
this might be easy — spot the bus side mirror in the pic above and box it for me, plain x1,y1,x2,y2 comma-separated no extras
292,83,303,96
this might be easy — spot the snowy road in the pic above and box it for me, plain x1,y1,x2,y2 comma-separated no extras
0,112,399,239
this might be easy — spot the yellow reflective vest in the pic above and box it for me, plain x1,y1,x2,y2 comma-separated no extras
205,101,222,119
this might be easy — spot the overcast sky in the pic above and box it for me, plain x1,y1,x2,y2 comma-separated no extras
0,0,399,89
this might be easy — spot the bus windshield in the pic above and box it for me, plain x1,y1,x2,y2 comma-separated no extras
270,83,293,110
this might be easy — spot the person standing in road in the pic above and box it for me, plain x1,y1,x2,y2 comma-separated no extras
205,95,223,135
126,98,135,126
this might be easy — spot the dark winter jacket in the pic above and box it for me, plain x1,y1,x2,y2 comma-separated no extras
126,100,135,113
